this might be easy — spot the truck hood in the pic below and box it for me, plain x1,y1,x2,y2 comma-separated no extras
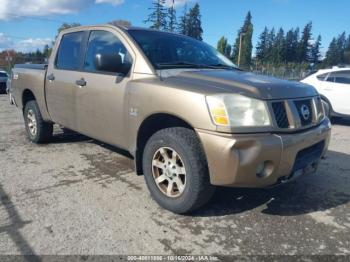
164,69,318,100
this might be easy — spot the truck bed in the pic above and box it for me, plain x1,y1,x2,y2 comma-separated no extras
11,64,51,121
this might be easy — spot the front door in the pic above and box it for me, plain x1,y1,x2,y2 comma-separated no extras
74,29,134,148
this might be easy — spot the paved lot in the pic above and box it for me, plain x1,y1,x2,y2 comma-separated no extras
0,94,349,256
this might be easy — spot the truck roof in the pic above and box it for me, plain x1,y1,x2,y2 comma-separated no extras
60,24,183,37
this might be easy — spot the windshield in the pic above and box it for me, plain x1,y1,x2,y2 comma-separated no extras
0,72,7,77
128,30,237,70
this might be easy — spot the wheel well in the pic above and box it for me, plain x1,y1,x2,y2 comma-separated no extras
22,89,36,109
135,114,194,175
320,95,333,113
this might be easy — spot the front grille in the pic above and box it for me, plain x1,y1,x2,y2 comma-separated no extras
292,141,325,172
272,102,289,128
270,96,323,130
294,99,313,126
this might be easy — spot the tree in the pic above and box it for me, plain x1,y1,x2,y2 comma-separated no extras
324,37,339,66
284,27,300,63
337,32,347,64
273,28,286,64
144,0,167,30
309,35,322,64
232,11,253,67
266,27,275,62
298,22,312,62
167,0,177,32
217,36,231,58
256,27,269,63
43,44,52,59
344,34,350,64
109,20,132,27
178,5,189,35
56,23,81,37
186,3,203,40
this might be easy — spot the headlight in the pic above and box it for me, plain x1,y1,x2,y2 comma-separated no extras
206,94,271,127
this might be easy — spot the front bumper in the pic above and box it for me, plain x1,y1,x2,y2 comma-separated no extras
196,118,331,188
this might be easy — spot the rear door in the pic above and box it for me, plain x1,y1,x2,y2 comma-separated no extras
46,31,89,130
321,70,350,115
74,29,134,148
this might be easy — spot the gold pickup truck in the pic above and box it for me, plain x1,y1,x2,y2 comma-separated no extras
10,25,331,214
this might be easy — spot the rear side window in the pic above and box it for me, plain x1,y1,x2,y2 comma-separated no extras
84,30,133,74
317,73,328,81
329,70,350,84
56,32,85,70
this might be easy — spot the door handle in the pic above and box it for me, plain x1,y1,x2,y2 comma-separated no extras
75,78,87,87
47,73,55,82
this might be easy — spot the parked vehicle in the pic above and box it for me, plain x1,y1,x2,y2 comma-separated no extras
10,25,331,213
301,67,350,118
0,70,8,94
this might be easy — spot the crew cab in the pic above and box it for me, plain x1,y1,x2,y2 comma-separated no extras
10,25,331,214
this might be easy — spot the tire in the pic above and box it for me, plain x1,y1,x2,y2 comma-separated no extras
24,100,53,143
142,127,215,214
321,99,331,119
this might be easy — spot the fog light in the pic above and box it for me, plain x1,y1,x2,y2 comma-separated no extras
256,161,274,178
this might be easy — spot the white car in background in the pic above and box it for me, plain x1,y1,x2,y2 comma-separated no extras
301,67,350,118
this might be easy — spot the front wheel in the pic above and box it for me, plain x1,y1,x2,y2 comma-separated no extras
142,127,215,214
24,100,53,143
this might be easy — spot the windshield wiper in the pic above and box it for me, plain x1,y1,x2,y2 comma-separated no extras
208,63,240,70
156,62,239,70
156,62,210,69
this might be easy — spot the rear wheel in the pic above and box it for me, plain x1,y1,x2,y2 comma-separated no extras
24,100,53,143
142,127,215,214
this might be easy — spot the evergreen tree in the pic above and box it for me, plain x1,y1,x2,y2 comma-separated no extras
256,27,269,63
43,44,51,59
56,22,81,38
325,37,339,66
109,20,132,27
232,11,253,67
344,34,350,64
309,35,322,64
337,32,347,63
178,5,189,35
324,32,350,66
273,28,286,64
217,36,231,58
144,0,167,30
166,0,177,32
298,22,312,62
285,28,299,62
186,3,203,40
266,27,275,62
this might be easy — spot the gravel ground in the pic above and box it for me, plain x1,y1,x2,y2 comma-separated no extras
0,94,349,256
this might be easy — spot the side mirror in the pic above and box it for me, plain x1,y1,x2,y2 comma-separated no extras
94,53,124,74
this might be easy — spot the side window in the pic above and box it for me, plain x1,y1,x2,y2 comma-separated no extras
84,30,133,75
317,73,328,81
331,71,350,84
56,32,85,70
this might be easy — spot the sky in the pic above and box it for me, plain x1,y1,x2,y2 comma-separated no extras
0,0,349,54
